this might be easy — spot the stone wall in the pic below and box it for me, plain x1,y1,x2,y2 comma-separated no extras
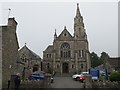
85,76,120,88
92,80,119,88
0,25,2,90
20,80,44,88
8,73,52,89
2,18,19,88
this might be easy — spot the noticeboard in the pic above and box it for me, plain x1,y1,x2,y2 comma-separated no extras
89,68,99,80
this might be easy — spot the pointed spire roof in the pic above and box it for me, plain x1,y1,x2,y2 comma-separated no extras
76,3,81,17
54,29,57,36
56,26,73,41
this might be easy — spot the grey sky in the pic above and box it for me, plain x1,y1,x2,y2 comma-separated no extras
1,2,118,58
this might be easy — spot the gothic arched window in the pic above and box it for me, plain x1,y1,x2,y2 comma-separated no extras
60,43,71,58
79,50,84,58
47,63,50,69
61,43,70,49
81,63,83,69
56,64,59,68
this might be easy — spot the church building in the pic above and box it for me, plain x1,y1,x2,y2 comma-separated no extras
43,3,91,75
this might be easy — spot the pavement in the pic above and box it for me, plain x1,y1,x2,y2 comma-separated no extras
51,76,84,88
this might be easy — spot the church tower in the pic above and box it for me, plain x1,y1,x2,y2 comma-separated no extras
43,3,91,76
74,3,90,72
74,3,86,40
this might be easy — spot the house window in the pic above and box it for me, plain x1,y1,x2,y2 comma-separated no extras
47,63,50,69
64,33,67,36
61,51,71,58
61,51,63,57
82,50,84,57
57,64,59,68
81,64,83,69
47,54,49,58
68,51,70,57
63,52,65,58
49,54,51,58
79,50,84,57
72,64,74,68
46,54,52,58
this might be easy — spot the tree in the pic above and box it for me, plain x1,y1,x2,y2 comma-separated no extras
100,52,109,67
90,51,110,68
90,52,100,68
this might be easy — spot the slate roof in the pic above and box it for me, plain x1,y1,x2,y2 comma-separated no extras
107,57,120,67
95,57,120,71
56,27,74,41
44,45,53,52
18,45,41,60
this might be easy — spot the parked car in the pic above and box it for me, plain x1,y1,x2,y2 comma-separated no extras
79,72,89,83
72,72,89,81
29,71,45,80
72,73,83,81
79,75,86,83
81,72,89,76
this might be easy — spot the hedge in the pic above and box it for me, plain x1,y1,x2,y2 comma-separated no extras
109,72,120,81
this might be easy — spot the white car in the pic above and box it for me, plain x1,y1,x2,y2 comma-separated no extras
72,72,89,81
72,74,82,81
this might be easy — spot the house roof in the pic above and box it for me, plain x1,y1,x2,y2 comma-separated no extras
95,57,120,70
56,26,73,41
44,45,53,52
107,57,120,66
18,45,41,60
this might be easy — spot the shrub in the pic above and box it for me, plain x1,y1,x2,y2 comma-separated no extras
109,72,120,81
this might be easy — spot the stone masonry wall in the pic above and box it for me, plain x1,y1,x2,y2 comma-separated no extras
8,74,52,89
2,18,19,88
85,76,120,88
0,26,2,90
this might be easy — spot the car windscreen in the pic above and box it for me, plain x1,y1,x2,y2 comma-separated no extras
81,73,89,76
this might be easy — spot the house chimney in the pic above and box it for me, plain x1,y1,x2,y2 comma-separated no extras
8,17,18,29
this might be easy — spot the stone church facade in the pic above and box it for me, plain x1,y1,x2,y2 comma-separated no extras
43,4,91,75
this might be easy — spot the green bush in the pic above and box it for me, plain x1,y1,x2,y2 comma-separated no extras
109,72,120,81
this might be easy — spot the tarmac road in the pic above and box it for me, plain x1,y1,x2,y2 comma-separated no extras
51,76,84,88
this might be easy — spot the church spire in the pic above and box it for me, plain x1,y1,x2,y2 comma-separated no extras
74,3,85,40
54,29,57,40
76,3,81,17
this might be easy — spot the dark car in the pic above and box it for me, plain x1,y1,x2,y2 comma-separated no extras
29,71,45,80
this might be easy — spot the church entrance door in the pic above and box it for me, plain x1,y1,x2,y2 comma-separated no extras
62,62,69,73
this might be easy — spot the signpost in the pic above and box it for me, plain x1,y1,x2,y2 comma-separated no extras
89,68,99,80
89,68,108,80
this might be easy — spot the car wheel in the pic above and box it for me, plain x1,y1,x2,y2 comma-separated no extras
76,77,79,81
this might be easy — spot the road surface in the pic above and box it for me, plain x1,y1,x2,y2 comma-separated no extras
51,77,84,88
